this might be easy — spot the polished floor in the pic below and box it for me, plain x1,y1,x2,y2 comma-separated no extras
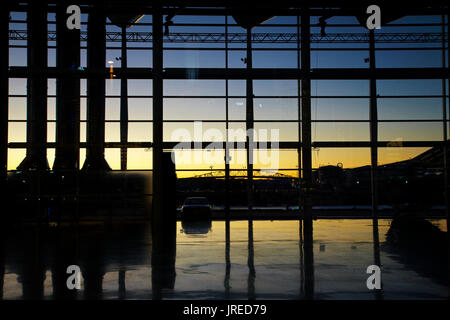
0,219,448,300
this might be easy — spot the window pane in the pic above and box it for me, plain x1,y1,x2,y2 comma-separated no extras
8,122,26,142
105,98,120,120
312,148,371,169
164,99,225,120
105,148,120,170
254,122,298,142
129,98,152,120
9,98,26,120
254,98,298,120
378,98,442,120
7,148,26,170
312,99,369,121
164,122,226,142
378,122,442,141
105,122,120,142
164,80,225,96
312,123,369,142
127,148,152,170
128,122,152,142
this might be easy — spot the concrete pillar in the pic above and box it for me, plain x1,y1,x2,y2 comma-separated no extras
151,153,177,299
17,2,49,171
82,5,111,171
0,5,9,184
301,10,314,300
53,3,80,172
152,2,164,227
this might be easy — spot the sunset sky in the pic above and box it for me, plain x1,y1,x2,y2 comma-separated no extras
6,12,448,176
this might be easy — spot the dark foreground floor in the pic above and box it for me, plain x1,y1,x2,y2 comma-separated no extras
0,219,449,300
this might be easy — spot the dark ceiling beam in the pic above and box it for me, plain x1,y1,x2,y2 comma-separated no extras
10,2,448,17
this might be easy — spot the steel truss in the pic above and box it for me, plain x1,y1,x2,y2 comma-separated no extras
8,30,448,44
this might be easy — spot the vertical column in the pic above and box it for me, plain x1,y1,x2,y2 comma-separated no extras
369,30,378,218
442,14,448,220
297,15,302,216
245,28,255,300
246,28,254,212
53,3,80,171
152,2,164,223
445,10,450,277
0,4,9,198
0,4,9,184
151,154,177,299
151,6,178,300
120,25,128,171
82,5,110,171
369,28,383,300
444,11,450,249
300,10,314,299
17,1,49,171
225,15,230,219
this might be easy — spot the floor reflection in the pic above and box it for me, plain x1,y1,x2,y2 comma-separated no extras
0,219,448,300
382,217,449,288
181,220,212,235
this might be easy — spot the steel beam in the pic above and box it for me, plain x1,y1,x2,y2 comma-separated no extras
8,66,450,80
9,30,448,44
369,30,378,218
120,25,129,171
441,13,449,231
11,2,448,17
225,16,230,219
7,140,445,151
